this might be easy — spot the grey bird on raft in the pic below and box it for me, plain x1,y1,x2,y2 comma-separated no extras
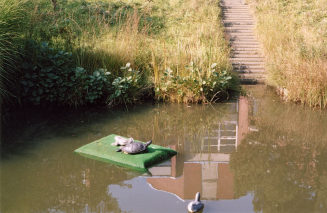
187,192,204,212
116,140,152,154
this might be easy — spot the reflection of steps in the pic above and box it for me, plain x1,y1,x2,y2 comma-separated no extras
202,121,238,153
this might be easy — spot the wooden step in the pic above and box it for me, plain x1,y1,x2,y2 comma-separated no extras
231,54,264,58
232,42,260,45
239,78,265,85
239,73,266,79
223,22,255,25
232,50,262,54
224,22,254,25
232,54,263,58
230,58,264,63
234,69,265,74
230,39,258,43
225,26,255,29
223,19,254,21
223,14,253,17
232,64,265,69
232,62,265,67
232,45,261,49
231,47,260,50
225,29,255,32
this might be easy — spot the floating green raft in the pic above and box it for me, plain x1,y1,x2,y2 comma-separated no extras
74,134,177,172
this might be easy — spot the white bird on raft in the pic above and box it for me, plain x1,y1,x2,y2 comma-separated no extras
112,136,134,146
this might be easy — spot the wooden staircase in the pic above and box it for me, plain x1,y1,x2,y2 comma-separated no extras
221,0,266,84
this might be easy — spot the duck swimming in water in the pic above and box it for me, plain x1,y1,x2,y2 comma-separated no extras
112,136,134,146
187,192,204,212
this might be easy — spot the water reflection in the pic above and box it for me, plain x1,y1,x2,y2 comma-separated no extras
1,86,327,212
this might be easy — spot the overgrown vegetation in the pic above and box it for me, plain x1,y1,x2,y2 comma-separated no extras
247,0,327,108
0,0,27,97
1,0,238,108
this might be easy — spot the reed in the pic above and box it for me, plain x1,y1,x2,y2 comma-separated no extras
0,0,27,98
247,0,327,108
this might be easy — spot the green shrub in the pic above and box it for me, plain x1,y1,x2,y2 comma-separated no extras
20,41,110,106
19,41,151,107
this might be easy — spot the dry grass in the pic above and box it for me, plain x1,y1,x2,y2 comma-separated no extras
75,0,233,102
247,0,327,108
84,0,231,70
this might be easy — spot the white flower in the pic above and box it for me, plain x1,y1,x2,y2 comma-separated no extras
211,63,217,69
128,68,132,72
105,72,111,75
166,67,173,74
126,62,131,68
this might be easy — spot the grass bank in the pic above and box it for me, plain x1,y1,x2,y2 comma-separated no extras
247,0,327,108
1,0,239,107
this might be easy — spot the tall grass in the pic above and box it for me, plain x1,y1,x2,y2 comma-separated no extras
247,0,327,108
0,0,27,98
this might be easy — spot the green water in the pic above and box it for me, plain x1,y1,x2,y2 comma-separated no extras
1,86,327,213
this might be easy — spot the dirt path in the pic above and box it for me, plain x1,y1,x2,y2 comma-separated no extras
221,0,265,84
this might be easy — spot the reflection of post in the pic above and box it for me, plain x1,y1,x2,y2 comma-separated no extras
0,99,2,143
184,163,202,199
82,168,90,188
217,164,234,199
237,96,249,146
169,145,177,177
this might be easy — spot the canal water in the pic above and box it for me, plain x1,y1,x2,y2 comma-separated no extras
1,86,327,213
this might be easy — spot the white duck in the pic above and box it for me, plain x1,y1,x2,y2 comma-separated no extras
187,192,204,212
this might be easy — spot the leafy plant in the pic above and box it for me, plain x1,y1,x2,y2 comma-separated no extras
155,62,238,103
20,41,110,106
107,63,151,107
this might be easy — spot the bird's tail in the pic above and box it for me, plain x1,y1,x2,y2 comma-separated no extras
145,140,152,147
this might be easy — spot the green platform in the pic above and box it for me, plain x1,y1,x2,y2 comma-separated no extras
74,134,177,172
